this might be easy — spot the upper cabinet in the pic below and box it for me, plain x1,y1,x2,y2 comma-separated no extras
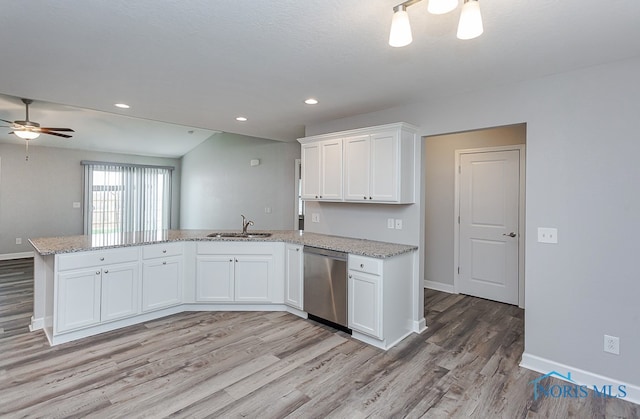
301,138,343,201
299,123,417,204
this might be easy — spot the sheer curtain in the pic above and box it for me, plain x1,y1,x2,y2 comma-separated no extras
82,161,173,240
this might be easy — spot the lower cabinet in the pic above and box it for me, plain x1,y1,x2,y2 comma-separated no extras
284,244,304,310
348,268,382,339
142,257,183,311
195,244,275,303
57,261,139,333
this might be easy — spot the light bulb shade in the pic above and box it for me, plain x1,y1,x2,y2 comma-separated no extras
14,130,40,140
428,0,458,15
457,0,483,40
389,7,413,47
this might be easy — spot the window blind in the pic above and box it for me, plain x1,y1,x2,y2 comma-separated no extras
82,162,173,239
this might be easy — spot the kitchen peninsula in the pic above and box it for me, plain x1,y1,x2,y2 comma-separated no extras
29,230,418,350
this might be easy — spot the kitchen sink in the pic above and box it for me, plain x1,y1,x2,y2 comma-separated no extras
207,232,272,238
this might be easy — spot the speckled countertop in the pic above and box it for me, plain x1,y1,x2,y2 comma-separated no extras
29,230,417,259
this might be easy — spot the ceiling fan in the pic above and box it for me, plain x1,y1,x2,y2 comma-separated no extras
0,98,75,140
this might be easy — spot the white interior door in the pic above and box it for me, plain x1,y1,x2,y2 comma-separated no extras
458,149,520,305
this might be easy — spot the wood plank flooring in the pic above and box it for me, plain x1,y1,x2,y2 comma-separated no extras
1,258,639,418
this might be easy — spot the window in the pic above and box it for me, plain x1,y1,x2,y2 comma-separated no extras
82,162,173,240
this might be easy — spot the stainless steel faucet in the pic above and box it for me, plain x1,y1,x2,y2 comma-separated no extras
241,214,254,234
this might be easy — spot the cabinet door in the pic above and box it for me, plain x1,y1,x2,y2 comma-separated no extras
320,139,343,200
142,257,182,312
56,268,101,333
344,135,371,201
196,256,234,302
370,131,399,202
234,255,272,302
301,142,321,199
101,262,140,322
348,270,383,339
284,245,303,309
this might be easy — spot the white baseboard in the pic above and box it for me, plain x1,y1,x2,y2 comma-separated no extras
423,280,456,294
413,318,427,333
520,352,639,406
0,251,34,261
29,316,44,331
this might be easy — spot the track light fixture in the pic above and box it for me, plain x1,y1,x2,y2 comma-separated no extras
389,0,484,47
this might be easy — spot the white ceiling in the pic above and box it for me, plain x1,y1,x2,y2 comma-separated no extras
1,1,639,156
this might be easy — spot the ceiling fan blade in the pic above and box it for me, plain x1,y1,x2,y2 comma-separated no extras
41,131,73,138
0,118,15,124
39,127,75,132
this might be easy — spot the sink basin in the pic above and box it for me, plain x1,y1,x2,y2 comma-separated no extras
207,232,271,239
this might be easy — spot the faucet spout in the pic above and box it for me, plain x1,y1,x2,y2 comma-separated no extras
241,214,254,234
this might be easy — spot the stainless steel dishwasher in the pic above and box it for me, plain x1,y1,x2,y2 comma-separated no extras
303,246,349,331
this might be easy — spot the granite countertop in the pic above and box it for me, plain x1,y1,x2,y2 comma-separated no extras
29,230,417,259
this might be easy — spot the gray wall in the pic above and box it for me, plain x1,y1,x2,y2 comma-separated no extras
0,143,181,256
180,132,300,230
305,56,640,390
424,124,526,288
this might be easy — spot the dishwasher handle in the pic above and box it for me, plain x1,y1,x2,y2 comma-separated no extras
303,246,347,261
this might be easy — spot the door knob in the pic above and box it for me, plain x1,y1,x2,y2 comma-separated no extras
503,232,517,238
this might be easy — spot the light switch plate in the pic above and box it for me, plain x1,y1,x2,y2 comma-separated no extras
387,218,395,229
72,202,81,208
395,219,403,230
537,227,558,244
311,213,320,223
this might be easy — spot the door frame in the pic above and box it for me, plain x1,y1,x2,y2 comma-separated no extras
453,145,526,308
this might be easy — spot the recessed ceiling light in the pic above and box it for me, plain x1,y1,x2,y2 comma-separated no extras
236,116,248,122
114,103,130,109
304,98,319,105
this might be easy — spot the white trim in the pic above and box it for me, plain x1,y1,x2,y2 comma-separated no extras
413,318,427,333
294,158,302,229
453,145,526,308
0,251,34,261
520,352,640,406
424,280,456,293
29,316,44,331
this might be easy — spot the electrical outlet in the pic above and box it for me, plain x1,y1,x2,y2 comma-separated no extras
537,227,558,244
264,207,272,214
604,335,620,355
387,218,395,229
311,213,320,223
395,219,403,230
15,238,22,245
72,202,81,209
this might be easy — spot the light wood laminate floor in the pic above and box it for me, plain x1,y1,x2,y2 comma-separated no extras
1,258,638,418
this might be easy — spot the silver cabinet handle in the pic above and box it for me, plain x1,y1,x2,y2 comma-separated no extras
96,271,101,275
348,275,352,279
162,249,167,253
100,257,105,261
163,261,167,265
104,270,109,274
503,232,517,237
360,263,364,268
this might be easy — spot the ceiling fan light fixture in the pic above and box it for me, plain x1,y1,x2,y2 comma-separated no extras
457,0,483,40
427,0,458,15
14,130,40,140
389,5,413,47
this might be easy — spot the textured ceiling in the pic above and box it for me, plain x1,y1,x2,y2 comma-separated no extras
1,0,639,156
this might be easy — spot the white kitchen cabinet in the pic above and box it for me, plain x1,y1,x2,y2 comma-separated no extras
196,255,235,302
284,244,303,310
301,138,343,201
142,257,183,311
195,243,275,303
101,262,140,322
56,250,140,333
347,252,415,349
141,243,183,312
300,122,417,204
56,268,102,332
348,256,383,339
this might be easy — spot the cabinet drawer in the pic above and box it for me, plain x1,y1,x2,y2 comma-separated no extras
57,247,139,271
142,242,183,260
348,255,382,276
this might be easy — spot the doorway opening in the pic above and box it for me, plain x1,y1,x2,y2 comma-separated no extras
423,123,526,308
